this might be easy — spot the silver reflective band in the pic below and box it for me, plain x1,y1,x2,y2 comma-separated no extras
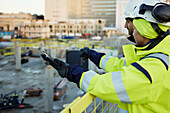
146,53,169,67
101,56,111,70
81,71,97,92
122,57,127,66
112,71,132,104
148,53,169,65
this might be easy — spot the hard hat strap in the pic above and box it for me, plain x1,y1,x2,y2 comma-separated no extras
150,22,165,36
143,29,170,50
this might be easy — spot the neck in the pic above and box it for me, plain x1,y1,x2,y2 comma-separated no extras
136,37,151,47
143,38,151,46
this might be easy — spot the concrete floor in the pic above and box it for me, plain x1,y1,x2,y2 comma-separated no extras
0,56,82,113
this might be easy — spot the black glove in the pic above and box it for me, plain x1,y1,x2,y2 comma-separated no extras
40,52,70,78
80,47,106,68
80,47,90,60
49,59,70,78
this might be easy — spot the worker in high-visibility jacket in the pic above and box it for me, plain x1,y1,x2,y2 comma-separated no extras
41,0,170,112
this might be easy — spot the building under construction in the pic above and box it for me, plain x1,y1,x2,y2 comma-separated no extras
0,37,132,113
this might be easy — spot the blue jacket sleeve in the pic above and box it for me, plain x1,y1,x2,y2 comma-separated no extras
89,50,106,68
67,64,88,87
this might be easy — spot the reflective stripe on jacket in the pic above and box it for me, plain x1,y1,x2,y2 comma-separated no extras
79,35,170,113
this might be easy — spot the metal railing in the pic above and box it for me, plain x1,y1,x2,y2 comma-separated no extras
61,93,118,113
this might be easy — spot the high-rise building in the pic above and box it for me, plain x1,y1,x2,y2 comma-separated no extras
116,0,129,34
45,0,170,33
81,0,116,27
45,0,116,27
45,0,80,20
45,0,67,20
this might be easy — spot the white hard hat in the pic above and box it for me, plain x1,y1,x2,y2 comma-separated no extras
123,0,144,18
131,0,170,26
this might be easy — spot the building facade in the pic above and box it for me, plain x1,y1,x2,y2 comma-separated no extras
19,19,105,38
0,12,105,39
49,19,105,37
19,20,50,38
45,0,80,20
81,0,116,27
0,13,47,39
45,0,116,27
116,0,129,34
0,13,32,31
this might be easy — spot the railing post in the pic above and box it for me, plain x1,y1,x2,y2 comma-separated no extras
108,102,110,113
94,98,96,113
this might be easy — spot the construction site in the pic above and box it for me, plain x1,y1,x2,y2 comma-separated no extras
0,38,132,113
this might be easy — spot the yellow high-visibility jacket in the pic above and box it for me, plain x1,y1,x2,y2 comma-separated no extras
79,35,170,113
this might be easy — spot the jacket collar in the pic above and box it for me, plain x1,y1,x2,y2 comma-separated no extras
123,35,170,66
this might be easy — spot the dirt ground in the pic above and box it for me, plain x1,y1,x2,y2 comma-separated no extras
0,56,83,113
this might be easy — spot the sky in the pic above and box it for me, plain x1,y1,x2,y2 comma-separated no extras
0,0,45,15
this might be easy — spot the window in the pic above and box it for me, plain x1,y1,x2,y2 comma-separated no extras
49,25,52,29
92,5,116,8
91,1,115,4
98,20,102,24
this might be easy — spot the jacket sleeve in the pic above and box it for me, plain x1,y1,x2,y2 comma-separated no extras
99,55,126,72
79,57,168,104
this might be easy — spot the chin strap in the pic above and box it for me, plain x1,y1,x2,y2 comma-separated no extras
127,35,136,43
150,22,165,36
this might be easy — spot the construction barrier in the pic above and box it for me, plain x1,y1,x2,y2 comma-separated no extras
0,39,116,57
10,39,103,49
0,39,117,58
0,47,23,56
61,93,118,113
